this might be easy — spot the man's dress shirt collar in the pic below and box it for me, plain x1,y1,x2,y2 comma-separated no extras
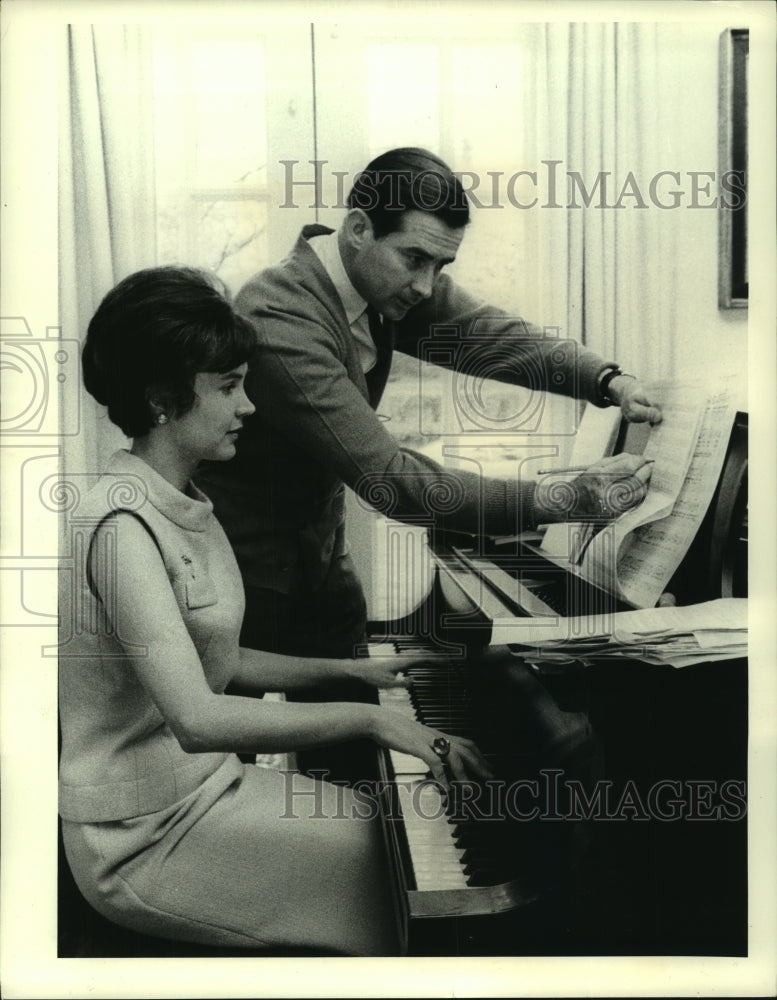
309,229,378,373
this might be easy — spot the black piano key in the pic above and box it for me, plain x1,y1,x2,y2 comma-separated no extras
378,643,572,902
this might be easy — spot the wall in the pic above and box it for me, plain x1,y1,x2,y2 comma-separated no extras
654,22,748,407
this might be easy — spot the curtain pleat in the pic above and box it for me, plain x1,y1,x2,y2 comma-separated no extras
524,22,679,381
59,24,157,476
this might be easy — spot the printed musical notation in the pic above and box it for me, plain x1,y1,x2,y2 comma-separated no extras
540,380,737,609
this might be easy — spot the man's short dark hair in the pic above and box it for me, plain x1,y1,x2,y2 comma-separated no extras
346,147,470,239
82,266,256,438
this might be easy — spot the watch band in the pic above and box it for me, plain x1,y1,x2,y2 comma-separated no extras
598,367,636,405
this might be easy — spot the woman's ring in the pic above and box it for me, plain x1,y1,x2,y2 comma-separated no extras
432,736,451,759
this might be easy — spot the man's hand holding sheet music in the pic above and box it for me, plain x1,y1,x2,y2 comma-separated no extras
538,380,738,608
534,453,654,526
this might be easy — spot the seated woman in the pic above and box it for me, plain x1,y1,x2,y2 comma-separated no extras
59,266,490,957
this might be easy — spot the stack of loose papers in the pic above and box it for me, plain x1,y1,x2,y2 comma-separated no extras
499,598,747,669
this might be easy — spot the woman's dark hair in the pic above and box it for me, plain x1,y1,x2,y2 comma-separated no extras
346,147,470,239
82,266,256,438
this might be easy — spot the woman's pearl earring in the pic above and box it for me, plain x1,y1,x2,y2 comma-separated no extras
157,413,169,425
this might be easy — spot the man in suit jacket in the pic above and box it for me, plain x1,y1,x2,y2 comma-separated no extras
199,147,660,660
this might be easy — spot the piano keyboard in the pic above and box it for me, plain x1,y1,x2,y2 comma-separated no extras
377,679,469,892
373,641,544,923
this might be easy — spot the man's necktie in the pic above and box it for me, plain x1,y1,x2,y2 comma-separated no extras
364,305,392,407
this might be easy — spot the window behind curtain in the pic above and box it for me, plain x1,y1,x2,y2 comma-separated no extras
313,27,557,620
314,27,571,477
149,24,566,471
152,24,314,297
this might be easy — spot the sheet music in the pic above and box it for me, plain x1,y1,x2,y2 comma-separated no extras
540,407,622,561
609,595,747,640
615,385,737,606
540,380,737,608
566,392,704,567
491,597,747,668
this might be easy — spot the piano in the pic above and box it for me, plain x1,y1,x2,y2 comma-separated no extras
371,412,748,957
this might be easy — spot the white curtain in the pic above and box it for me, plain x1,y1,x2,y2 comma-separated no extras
522,22,681,381
59,24,157,476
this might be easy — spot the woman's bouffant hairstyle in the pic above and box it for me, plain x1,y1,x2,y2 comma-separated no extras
346,147,470,239
82,266,257,438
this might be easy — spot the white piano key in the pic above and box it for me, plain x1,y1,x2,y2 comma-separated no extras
376,647,470,893
393,779,469,890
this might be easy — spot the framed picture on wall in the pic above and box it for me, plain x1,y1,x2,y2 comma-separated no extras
718,27,749,309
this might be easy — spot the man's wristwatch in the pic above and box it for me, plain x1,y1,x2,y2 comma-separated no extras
598,366,636,405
